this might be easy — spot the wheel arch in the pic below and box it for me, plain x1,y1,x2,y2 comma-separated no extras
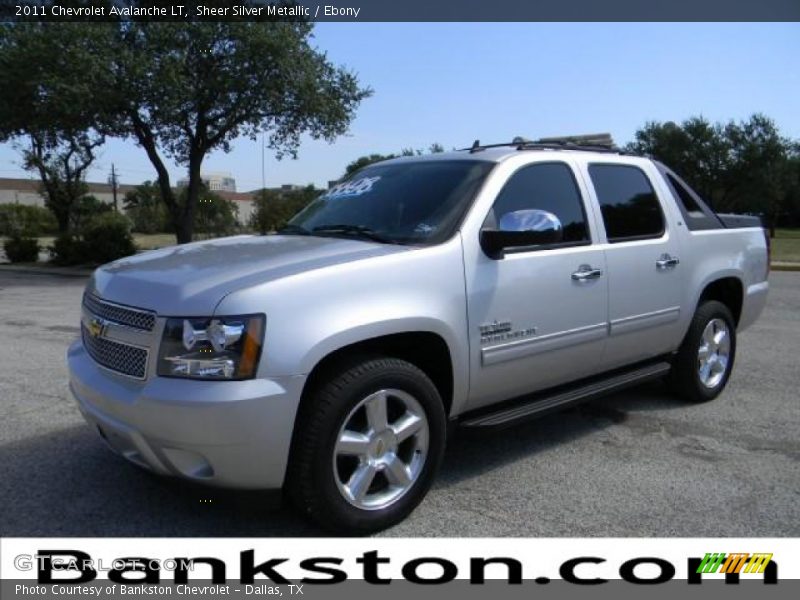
696,276,744,326
284,329,457,491
299,330,456,418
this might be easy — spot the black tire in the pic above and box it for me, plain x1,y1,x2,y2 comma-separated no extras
287,356,446,534
669,300,737,403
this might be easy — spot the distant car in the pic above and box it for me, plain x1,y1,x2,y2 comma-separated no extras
68,136,769,533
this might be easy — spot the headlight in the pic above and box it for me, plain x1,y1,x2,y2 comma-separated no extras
157,314,264,380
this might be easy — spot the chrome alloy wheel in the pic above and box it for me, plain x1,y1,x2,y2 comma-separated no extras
698,318,731,388
333,388,429,510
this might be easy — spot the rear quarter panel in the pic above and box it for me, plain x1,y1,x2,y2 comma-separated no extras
675,226,769,335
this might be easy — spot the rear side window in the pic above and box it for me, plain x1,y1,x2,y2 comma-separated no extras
588,164,665,242
665,172,703,213
489,162,590,245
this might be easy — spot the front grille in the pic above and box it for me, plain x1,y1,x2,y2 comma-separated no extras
83,293,156,331
82,325,148,379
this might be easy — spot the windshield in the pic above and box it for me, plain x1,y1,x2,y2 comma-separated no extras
286,159,494,245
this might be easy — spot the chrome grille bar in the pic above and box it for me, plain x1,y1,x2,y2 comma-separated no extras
82,293,156,331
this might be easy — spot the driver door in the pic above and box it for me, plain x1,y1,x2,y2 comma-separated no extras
465,161,609,410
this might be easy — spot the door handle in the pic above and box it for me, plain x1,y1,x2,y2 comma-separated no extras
572,265,603,281
656,254,680,270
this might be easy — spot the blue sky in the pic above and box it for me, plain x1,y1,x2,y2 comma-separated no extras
1,22,798,191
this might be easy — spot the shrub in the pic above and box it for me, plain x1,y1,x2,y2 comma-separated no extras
70,195,112,232
49,233,89,266
3,236,41,263
0,204,58,237
123,182,172,234
82,212,137,264
49,213,137,266
193,190,239,237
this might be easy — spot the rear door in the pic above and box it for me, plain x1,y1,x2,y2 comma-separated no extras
582,161,685,371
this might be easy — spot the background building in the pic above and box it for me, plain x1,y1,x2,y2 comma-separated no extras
0,177,311,229
177,171,237,192
0,177,137,207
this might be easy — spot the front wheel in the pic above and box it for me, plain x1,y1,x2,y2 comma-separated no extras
670,300,737,403
288,357,446,533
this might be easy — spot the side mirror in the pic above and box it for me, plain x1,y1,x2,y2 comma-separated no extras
480,209,563,259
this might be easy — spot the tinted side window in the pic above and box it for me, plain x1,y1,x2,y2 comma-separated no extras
589,164,665,242
489,163,589,244
665,172,702,213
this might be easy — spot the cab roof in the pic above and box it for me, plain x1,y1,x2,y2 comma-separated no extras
379,134,640,166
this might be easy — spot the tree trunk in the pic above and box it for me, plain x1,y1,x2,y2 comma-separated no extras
175,151,203,244
55,210,70,234
174,218,193,245
129,113,191,243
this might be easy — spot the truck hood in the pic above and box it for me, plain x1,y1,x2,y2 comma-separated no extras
88,234,409,315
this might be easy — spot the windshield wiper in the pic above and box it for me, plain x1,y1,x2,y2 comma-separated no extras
312,224,398,244
276,223,311,236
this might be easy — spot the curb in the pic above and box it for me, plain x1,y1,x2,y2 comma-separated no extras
771,263,800,272
0,263,93,278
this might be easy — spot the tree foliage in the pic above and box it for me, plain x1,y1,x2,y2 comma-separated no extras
0,23,112,232
113,17,369,243
628,114,800,230
1,14,371,244
250,185,321,234
124,180,239,237
123,181,170,234
342,142,445,178
192,188,239,238
0,204,58,237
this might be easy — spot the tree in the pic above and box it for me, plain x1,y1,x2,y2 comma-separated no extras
123,181,170,234
343,154,397,178
125,180,239,237
0,23,111,232
1,14,370,244
626,117,728,209
109,18,370,243
70,194,112,233
341,142,445,178
627,114,799,231
193,187,239,238
250,185,320,234
722,114,794,234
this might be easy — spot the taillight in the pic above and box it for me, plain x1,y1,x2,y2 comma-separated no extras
763,227,771,276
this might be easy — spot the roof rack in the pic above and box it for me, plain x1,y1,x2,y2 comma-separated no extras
465,133,625,155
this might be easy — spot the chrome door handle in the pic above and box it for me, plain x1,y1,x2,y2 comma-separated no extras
656,254,680,270
572,265,603,281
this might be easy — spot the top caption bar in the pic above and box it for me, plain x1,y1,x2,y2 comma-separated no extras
2,0,800,22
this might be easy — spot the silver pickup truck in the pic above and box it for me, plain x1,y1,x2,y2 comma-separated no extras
67,138,769,533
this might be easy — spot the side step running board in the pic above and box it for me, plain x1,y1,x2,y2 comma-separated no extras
460,361,671,429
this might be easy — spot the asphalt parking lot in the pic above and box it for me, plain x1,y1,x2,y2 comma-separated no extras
0,269,798,537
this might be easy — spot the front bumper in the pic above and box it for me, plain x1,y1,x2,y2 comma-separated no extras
67,339,306,489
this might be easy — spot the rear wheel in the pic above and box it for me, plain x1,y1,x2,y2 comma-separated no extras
288,357,446,533
670,300,737,402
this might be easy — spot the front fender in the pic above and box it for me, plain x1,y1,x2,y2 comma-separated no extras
214,237,471,416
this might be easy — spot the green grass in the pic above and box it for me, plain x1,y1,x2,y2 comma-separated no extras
772,229,800,263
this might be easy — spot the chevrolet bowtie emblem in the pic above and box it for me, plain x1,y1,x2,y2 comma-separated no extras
88,316,106,339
